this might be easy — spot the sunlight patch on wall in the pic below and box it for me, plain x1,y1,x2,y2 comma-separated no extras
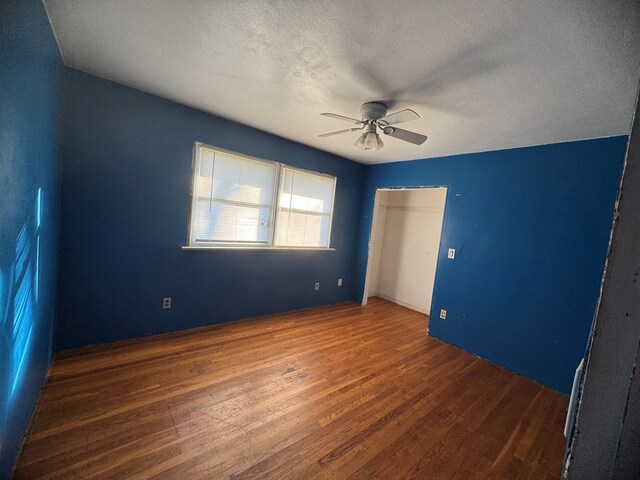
9,188,42,398
11,222,35,397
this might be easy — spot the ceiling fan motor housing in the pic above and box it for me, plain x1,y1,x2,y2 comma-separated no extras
360,102,388,122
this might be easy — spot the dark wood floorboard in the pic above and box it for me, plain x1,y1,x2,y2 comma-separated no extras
14,298,568,479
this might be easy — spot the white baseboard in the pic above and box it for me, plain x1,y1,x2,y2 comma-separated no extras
374,293,429,315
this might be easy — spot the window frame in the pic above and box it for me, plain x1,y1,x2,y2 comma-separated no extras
184,142,336,251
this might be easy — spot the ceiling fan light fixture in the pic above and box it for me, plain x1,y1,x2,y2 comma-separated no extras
355,132,384,151
373,134,384,150
364,132,379,149
354,133,367,150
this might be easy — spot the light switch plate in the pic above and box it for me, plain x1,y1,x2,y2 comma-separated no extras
448,248,456,259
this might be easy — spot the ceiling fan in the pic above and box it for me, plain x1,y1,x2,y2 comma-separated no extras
319,102,427,151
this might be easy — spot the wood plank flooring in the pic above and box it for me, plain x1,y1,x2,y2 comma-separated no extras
15,298,568,479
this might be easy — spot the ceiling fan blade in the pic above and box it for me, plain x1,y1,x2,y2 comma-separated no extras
318,127,363,138
377,109,420,126
321,112,364,125
382,127,428,145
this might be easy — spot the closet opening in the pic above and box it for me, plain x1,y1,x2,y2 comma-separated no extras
362,187,448,327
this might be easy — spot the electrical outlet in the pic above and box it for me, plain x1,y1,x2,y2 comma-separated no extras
448,248,456,259
162,297,172,309
337,278,343,286
439,309,447,320
314,282,320,291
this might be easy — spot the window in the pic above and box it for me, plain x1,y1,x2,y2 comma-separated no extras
188,143,336,249
189,146,277,246
275,167,335,247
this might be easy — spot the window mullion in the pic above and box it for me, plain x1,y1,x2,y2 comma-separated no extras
269,163,282,247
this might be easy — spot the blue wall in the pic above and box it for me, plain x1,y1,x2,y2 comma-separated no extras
356,137,627,394
0,0,62,476
56,68,365,351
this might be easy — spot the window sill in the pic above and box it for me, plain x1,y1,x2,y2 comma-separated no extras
181,246,336,251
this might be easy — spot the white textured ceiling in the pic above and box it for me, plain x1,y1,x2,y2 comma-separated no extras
44,0,640,164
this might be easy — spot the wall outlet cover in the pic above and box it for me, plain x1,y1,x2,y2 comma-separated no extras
440,309,447,320
162,297,172,309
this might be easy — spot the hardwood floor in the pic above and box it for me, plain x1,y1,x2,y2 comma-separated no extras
15,298,568,479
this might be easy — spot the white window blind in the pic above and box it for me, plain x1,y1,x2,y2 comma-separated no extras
188,144,335,249
274,167,335,248
190,146,276,245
